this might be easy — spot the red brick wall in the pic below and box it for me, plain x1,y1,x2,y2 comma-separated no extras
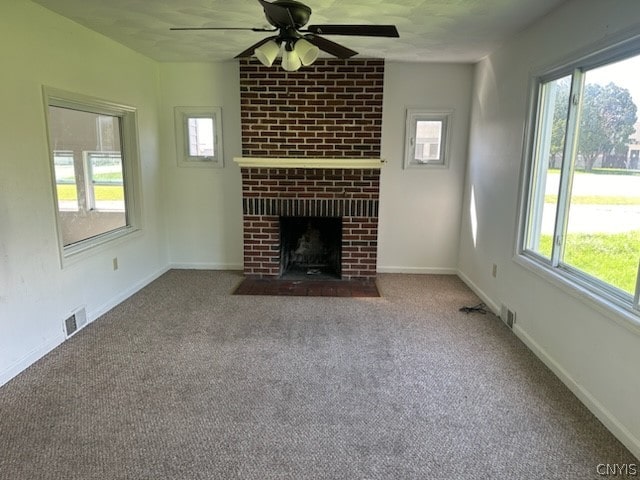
241,168,380,280
238,58,384,281
242,215,378,279
241,168,380,201
242,216,280,277
239,58,383,158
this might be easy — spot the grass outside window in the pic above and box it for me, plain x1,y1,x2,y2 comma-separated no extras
57,184,124,202
538,231,640,295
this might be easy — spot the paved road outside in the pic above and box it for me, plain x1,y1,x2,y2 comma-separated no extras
542,172,640,234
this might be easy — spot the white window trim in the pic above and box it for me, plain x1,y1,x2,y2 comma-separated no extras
513,254,640,336
43,87,142,264
174,106,224,168
403,108,453,169
515,31,640,329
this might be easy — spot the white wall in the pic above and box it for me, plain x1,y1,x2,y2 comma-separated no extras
159,63,243,269
458,0,640,457
157,61,473,274
379,62,473,273
0,1,167,385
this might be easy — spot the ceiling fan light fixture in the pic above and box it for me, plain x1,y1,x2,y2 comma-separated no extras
294,38,319,66
281,43,302,71
254,39,280,67
172,0,400,67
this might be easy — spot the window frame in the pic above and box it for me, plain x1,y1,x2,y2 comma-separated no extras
516,32,640,324
43,87,142,263
174,106,224,168
403,108,453,169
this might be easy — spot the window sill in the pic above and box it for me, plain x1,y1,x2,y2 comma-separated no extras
177,160,224,168
404,161,449,169
513,253,640,337
60,226,142,268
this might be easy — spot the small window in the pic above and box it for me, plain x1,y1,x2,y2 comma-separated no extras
174,106,223,167
520,42,640,315
404,109,453,168
44,87,141,260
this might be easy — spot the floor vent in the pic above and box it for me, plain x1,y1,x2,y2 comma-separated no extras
64,307,87,338
500,305,516,329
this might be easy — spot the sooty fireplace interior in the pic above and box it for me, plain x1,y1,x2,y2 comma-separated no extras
280,216,342,279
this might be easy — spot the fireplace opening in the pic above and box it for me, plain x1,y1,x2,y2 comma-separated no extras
280,216,342,280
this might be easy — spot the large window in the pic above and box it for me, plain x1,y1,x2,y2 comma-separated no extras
520,42,640,314
44,88,141,259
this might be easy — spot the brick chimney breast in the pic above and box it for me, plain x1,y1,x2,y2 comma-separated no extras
238,58,384,281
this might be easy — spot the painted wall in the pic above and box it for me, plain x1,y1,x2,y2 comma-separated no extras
158,61,473,274
0,1,166,385
458,0,640,457
379,62,473,273
158,62,243,269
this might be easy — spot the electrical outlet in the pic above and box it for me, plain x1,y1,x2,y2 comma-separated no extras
112,257,118,271
492,264,498,278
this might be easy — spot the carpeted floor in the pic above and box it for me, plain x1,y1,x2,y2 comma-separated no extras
0,270,636,479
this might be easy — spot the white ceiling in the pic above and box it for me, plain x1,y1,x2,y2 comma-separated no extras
31,0,567,63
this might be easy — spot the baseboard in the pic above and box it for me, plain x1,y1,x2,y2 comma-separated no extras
515,324,640,460
377,266,458,275
455,270,501,315
0,265,170,388
456,269,640,459
169,262,243,271
0,333,65,387
87,265,171,321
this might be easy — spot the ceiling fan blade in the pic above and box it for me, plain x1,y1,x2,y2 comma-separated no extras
170,27,275,32
305,35,357,59
257,0,295,28
307,25,399,37
234,36,279,58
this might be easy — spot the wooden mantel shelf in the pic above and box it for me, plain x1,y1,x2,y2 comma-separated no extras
234,157,386,169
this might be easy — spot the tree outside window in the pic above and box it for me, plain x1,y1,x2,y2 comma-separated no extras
522,52,640,311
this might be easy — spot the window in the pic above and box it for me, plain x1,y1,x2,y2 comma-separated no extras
174,106,223,167
520,41,640,314
404,109,452,168
44,88,141,259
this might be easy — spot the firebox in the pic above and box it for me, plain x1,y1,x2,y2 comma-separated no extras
280,216,341,279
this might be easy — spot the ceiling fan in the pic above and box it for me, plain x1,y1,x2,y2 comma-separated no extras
170,0,399,71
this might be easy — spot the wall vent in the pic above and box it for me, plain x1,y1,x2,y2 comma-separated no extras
500,305,516,329
64,307,87,338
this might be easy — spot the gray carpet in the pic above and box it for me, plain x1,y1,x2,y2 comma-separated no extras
0,270,636,479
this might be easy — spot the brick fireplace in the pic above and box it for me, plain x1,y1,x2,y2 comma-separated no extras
237,58,384,282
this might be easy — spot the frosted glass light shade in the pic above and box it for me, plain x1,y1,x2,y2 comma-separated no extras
294,38,319,66
281,49,302,71
254,40,280,67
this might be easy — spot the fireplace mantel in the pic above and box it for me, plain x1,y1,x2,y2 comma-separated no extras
234,157,386,169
